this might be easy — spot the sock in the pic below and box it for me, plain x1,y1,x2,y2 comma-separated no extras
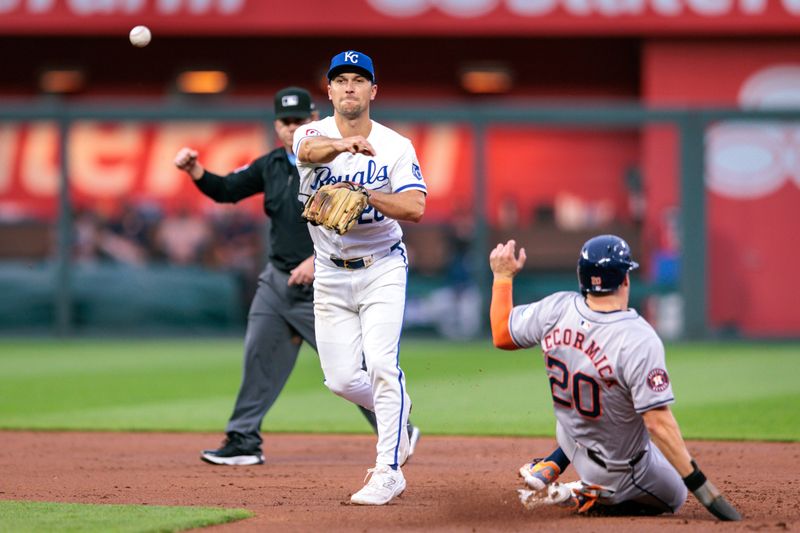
543,447,570,473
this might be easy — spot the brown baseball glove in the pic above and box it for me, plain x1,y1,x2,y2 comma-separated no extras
302,182,370,235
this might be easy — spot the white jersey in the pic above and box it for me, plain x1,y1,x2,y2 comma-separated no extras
509,291,675,463
293,116,427,260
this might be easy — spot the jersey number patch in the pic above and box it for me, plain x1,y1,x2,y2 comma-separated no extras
358,205,385,225
546,355,601,418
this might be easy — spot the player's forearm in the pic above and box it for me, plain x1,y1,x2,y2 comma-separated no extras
298,137,341,164
645,407,741,520
367,190,425,222
642,407,693,477
491,278,518,350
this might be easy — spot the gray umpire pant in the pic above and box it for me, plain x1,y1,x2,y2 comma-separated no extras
225,262,377,450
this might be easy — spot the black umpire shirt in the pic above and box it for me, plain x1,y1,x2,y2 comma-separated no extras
192,147,313,273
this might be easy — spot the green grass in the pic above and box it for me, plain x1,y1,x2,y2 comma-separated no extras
0,500,251,532
0,338,797,440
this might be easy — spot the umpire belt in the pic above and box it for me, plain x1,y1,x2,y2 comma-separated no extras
587,449,647,472
329,241,402,270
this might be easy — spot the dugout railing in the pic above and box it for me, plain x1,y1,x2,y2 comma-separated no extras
1,100,799,339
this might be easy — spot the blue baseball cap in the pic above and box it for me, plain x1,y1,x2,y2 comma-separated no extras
327,50,375,82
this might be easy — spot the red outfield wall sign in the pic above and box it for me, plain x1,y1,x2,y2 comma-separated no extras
1,0,799,35
643,42,800,336
0,121,637,226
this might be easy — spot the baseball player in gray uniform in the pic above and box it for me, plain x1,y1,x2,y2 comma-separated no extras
294,50,427,505
489,235,740,520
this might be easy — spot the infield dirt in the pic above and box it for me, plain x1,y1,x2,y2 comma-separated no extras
1,431,797,532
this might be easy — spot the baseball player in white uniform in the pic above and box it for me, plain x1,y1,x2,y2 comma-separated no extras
293,50,427,505
488,236,740,520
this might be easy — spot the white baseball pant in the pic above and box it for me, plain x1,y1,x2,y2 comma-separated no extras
313,247,411,467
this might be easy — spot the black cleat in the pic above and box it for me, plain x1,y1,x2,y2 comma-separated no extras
200,433,265,466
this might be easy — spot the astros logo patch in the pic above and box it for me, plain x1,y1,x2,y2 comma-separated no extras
646,368,670,392
304,128,321,136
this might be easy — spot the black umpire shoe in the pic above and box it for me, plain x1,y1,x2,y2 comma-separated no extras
201,432,265,466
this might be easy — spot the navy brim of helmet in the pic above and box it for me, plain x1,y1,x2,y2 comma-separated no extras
327,65,374,82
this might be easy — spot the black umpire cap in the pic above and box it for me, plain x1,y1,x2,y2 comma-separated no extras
274,87,314,120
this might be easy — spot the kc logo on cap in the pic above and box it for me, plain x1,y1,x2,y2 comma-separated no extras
327,50,375,82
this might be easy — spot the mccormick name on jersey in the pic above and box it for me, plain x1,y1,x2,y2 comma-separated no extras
310,160,389,191
542,327,615,382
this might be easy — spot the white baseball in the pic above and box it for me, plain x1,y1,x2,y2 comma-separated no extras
129,25,151,48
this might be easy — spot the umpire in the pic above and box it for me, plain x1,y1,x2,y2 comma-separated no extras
174,87,417,465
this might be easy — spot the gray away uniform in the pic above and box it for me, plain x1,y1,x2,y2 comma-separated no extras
509,291,687,513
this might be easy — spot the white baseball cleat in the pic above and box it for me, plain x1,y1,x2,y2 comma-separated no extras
518,481,607,513
350,464,406,505
518,459,561,491
517,481,581,509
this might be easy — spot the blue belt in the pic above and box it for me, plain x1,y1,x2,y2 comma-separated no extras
330,241,401,270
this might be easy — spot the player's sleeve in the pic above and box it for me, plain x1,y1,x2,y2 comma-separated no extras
507,292,571,349
491,278,517,349
621,332,675,413
389,140,427,195
293,124,323,163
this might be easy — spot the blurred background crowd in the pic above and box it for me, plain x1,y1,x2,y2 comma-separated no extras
1,0,798,339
